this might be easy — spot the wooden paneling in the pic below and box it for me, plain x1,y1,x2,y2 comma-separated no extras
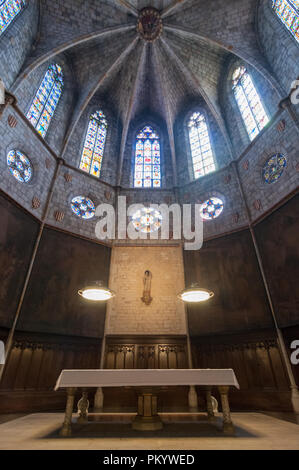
103,336,189,412
18,227,111,338
184,229,273,336
192,330,292,411
255,195,299,328
0,330,101,413
0,193,39,328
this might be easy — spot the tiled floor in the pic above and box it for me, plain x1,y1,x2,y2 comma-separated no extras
0,412,298,450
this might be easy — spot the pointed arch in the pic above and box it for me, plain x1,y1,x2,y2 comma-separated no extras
232,65,269,141
79,110,107,178
188,112,216,179
134,126,161,188
26,63,64,138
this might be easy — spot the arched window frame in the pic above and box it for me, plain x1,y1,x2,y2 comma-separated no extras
79,110,108,178
232,65,270,142
26,63,64,138
186,109,216,180
0,0,26,36
133,124,162,188
272,0,299,42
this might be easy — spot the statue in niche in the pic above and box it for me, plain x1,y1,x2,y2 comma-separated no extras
141,270,153,305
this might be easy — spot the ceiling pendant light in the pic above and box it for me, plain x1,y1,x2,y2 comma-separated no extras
178,283,214,303
78,281,115,302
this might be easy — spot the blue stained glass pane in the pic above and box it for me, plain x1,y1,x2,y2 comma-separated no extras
0,0,26,35
188,112,216,180
200,197,224,221
262,153,287,184
134,126,161,188
232,66,269,141
79,110,107,178
71,196,95,220
272,0,299,42
26,63,63,138
7,149,32,183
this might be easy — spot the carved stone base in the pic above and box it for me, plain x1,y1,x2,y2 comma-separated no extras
132,415,163,431
133,389,163,431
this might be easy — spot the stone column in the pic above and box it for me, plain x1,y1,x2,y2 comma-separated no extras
60,387,76,437
218,386,235,435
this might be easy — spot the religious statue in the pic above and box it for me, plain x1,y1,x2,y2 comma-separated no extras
141,270,153,305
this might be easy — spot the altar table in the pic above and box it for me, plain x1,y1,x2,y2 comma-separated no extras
55,369,240,436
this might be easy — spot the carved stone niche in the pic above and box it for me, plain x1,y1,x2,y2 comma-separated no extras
137,7,163,42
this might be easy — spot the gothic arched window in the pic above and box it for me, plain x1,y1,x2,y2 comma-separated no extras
134,126,161,188
27,63,64,138
79,111,107,178
0,0,26,35
232,66,269,141
188,112,216,179
272,0,299,42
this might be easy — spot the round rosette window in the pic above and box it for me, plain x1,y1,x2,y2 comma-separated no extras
71,196,95,220
132,207,162,233
200,197,224,220
262,154,287,184
7,150,33,183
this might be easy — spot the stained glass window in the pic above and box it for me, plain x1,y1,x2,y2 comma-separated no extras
7,149,32,183
272,0,299,42
27,63,64,138
79,111,107,178
134,126,161,188
131,207,162,233
232,66,269,141
71,196,95,220
200,197,224,220
0,0,26,35
263,153,287,183
188,112,216,179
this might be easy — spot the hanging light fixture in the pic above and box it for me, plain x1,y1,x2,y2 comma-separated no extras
178,283,214,303
78,281,115,302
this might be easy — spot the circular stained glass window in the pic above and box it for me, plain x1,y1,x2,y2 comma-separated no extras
262,154,287,184
132,207,162,233
200,197,224,220
7,150,32,183
71,196,95,220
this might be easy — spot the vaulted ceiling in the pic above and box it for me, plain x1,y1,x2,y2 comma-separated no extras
13,0,283,165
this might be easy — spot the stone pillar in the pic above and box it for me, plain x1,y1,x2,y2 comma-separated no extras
94,386,104,412
218,386,235,435
188,385,198,412
60,388,76,437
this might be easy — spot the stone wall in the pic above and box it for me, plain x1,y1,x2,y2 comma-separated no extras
258,0,299,95
107,245,187,335
0,0,39,89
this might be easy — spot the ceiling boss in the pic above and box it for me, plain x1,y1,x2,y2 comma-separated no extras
137,7,163,42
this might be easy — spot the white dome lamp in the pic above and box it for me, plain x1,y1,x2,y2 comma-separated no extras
78,281,115,302
178,282,214,303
